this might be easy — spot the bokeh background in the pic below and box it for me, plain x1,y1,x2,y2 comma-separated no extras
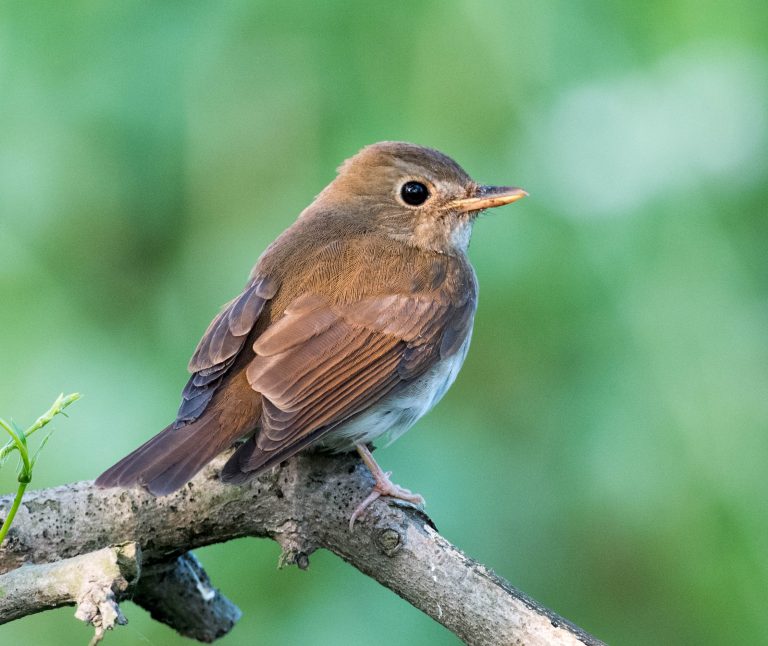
1,1,767,644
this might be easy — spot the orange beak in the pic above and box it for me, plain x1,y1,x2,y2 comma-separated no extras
450,185,528,212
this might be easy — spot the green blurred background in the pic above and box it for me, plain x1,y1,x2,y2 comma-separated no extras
1,1,767,644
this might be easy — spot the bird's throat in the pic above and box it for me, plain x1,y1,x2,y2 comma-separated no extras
392,213,475,255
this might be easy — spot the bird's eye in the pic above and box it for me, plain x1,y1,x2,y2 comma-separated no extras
400,181,430,206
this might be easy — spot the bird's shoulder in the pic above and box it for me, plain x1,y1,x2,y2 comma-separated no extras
254,220,476,315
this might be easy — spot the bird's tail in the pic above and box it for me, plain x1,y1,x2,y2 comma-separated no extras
219,428,322,484
95,412,247,496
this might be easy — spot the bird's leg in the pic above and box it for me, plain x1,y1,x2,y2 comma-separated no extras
349,443,425,530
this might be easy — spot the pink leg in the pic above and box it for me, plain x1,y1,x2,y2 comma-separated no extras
349,444,425,530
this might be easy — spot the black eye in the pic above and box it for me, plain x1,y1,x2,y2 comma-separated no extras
400,181,430,206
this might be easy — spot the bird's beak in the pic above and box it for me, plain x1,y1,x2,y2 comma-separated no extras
450,185,528,212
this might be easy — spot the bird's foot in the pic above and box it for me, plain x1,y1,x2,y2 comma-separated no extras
350,445,425,530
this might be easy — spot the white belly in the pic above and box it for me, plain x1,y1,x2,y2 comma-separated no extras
320,330,472,451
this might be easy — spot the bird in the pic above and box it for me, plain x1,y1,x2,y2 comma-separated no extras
96,142,526,528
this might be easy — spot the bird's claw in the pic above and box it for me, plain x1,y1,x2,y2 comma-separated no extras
349,475,425,531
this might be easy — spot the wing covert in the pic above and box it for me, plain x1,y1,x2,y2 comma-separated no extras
241,290,474,467
175,275,277,427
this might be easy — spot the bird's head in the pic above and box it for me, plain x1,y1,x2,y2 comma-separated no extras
309,141,527,254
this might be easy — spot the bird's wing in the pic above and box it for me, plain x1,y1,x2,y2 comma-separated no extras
224,287,475,477
175,275,278,427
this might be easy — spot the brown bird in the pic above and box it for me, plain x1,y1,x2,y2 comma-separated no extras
96,142,526,527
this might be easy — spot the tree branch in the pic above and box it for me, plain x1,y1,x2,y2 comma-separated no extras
0,542,138,644
0,451,604,645
133,552,241,642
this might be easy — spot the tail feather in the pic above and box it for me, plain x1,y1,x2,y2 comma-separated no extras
96,413,242,495
220,428,325,484
219,437,258,484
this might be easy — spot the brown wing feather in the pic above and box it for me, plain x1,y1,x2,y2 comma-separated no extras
188,276,277,371
175,275,277,427
257,342,403,446
222,290,473,478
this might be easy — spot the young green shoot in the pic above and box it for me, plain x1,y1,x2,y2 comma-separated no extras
0,392,81,545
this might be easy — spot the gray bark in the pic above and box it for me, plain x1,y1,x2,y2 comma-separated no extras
0,542,138,644
0,450,605,646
